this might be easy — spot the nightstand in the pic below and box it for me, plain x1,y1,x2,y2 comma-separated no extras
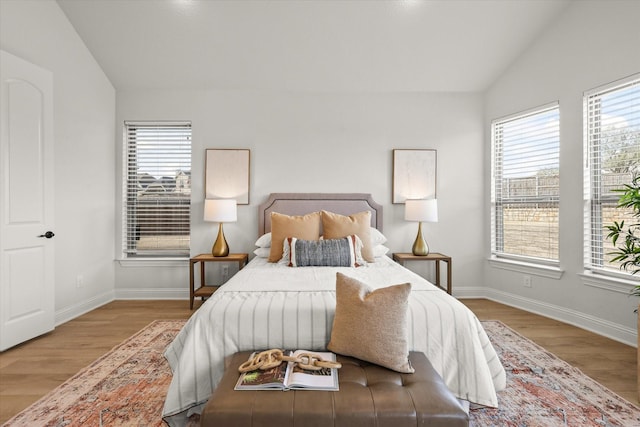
392,252,452,295
190,253,249,309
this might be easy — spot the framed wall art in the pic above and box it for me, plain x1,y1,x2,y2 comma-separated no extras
205,149,250,204
392,149,437,204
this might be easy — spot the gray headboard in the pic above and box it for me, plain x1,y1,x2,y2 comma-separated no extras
258,193,383,236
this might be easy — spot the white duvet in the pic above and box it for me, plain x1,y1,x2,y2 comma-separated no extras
162,256,506,426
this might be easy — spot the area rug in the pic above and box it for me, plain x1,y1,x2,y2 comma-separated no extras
3,320,639,427
475,321,639,426
2,320,192,427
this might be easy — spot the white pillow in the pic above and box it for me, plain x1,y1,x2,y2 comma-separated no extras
253,247,270,258
255,232,272,248
372,244,390,258
370,228,387,246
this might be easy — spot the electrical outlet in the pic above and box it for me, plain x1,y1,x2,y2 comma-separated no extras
523,275,532,288
76,274,84,288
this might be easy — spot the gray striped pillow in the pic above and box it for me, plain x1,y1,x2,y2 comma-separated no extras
283,235,363,267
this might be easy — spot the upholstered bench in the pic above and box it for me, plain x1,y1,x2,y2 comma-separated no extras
200,351,469,427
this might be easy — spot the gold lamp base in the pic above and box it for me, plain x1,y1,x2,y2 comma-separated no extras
212,223,230,257
412,222,429,256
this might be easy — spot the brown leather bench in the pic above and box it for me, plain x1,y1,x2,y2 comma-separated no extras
201,351,469,427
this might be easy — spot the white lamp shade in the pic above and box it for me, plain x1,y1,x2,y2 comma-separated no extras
204,199,237,223
404,199,438,222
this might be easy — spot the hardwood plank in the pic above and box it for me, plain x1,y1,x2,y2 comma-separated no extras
0,298,636,424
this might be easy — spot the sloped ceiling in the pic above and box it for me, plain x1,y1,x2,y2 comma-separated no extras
57,0,571,92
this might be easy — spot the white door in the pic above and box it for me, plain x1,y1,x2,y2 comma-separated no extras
0,50,55,351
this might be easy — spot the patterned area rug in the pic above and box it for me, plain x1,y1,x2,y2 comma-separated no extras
476,321,639,426
3,320,639,426
2,320,190,427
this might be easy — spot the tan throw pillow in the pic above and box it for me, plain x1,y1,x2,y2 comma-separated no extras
328,272,414,373
268,211,321,262
321,210,374,262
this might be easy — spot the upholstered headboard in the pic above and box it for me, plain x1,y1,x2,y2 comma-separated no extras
258,193,383,236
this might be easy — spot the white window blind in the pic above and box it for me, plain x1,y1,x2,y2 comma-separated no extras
584,74,640,276
123,121,192,257
491,103,560,263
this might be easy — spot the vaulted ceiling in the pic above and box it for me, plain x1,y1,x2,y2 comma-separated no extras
57,0,571,92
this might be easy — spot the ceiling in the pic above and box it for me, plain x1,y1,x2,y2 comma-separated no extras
56,0,571,93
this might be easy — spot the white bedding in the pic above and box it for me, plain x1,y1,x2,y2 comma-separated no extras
162,256,506,426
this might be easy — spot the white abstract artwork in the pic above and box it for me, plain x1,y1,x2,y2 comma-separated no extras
205,149,250,204
393,149,437,203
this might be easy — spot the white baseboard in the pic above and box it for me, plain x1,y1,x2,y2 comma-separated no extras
456,286,637,348
53,288,186,327
114,288,189,300
453,287,487,299
55,290,115,326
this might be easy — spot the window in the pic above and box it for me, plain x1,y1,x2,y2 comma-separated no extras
584,74,640,277
491,103,560,263
123,121,192,258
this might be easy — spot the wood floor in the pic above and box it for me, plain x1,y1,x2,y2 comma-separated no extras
0,298,637,423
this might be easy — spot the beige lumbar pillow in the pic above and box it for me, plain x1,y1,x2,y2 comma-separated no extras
268,211,321,262
328,272,414,373
321,210,374,262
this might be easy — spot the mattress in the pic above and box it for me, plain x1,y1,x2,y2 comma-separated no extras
162,256,506,426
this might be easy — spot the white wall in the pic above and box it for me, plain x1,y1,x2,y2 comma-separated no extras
0,0,116,323
484,0,640,345
114,90,486,298
9,0,634,350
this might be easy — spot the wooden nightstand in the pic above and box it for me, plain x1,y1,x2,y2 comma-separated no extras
190,253,249,309
392,252,452,295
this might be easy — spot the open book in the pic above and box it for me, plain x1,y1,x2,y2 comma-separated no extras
234,350,339,391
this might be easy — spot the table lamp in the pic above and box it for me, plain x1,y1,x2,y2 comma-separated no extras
404,199,438,256
204,199,237,257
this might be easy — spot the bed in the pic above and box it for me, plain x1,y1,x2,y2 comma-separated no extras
162,193,506,426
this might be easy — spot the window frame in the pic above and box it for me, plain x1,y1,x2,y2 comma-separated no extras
121,121,192,260
583,73,640,281
490,102,561,268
